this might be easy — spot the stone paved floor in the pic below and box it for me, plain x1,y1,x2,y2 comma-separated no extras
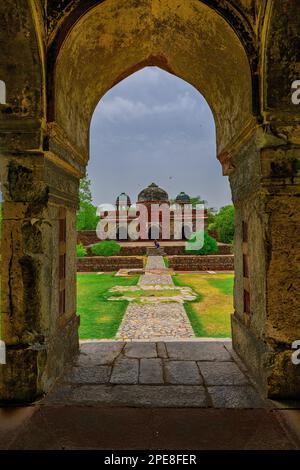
138,273,173,285
43,340,267,409
118,256,194,338
144,255,166,270
1,341,299,449
139,255,173,285
117,304,195,339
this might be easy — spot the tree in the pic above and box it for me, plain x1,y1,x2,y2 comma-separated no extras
189,195,207,207
79,176,93,205
186,231,218,255
207,206,217,226
76,176,100,230
209,205,235,244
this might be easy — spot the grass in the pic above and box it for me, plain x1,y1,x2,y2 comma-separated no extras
173,273,233,338
105,288,183,300
77,271,233,339
77,273,139,339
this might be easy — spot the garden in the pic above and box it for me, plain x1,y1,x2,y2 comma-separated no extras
77,271,233,339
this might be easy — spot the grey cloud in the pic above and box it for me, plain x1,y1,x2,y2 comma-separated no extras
89,67,231,208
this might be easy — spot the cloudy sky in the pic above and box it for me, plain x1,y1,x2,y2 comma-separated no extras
89,67,231,209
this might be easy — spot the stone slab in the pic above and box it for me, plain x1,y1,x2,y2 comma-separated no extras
208,386,266,408
139,358,164,384
77,342,124,366
67,366,111,384
124,342,157,358
198,362,249,386
157,341,168,358
69,385,208,407
166,342,232,361
110,358,139,384
164,361,203,385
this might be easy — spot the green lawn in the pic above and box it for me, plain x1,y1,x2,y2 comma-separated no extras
104,288,186,301
77,272,233,340
77,273,139,339
173,273,234,338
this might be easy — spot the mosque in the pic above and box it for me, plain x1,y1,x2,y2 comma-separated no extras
106,183,208,241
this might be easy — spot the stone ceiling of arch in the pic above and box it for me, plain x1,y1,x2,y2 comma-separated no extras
47,0,258,39
55,0,253,159
0,0,44,123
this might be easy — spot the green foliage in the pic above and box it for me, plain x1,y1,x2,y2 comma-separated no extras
77,202,100,230
76,176,100,230
77,273,139,339
173,273,233,338
207,207,217,225
207,277,234,296
76,243,87,258
91,240,121,256
186,231,218,255
79,176,93,205
209,205,235,244
189,195,207,207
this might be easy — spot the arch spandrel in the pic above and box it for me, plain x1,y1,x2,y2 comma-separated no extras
54,0,253,160
0,0,45,123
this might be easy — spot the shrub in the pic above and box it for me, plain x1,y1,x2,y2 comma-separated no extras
76,243,87,257
209,205,235,244
91,240,121,256
186,231,218,255
76,202,100,230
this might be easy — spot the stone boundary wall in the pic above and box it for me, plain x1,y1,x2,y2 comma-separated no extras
77,256,144,272
77,230,99,246
77,231,232,256
168,255,234,271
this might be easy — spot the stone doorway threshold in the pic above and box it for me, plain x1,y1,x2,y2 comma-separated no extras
40,340,274,409
1,340,300,449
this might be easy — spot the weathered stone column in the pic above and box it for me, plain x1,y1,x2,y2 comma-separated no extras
230,127,300,398
0,151,80,402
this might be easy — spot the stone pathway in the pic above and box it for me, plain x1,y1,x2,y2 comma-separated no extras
116,304,195,339
43,340,267,409
144,255,166,270
117,256,194,339
3,340,299,449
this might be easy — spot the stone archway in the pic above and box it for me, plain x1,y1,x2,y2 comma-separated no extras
148,224,161,241
0,0,299,402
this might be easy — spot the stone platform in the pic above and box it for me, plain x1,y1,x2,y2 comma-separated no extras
43,340,266,408
1,340,299,449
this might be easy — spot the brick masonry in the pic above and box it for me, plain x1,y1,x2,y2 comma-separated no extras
77,231,232,255
168,255,234,271
77,254,234,272
77,256,144,272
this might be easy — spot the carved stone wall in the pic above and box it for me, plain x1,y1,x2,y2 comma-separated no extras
0,0,299,401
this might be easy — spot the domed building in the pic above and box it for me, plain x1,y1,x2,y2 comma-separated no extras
175,191,191,205
116,192,131,208
108,182,207,241
138,183,169,204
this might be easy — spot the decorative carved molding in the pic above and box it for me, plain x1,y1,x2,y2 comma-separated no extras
44,156,79,208
47,121,87,176
218,117,258,175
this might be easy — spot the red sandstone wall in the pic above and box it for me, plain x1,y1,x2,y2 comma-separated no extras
77,231,232,256
77,256,144,272
77,230,99,246
168,255,234,271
